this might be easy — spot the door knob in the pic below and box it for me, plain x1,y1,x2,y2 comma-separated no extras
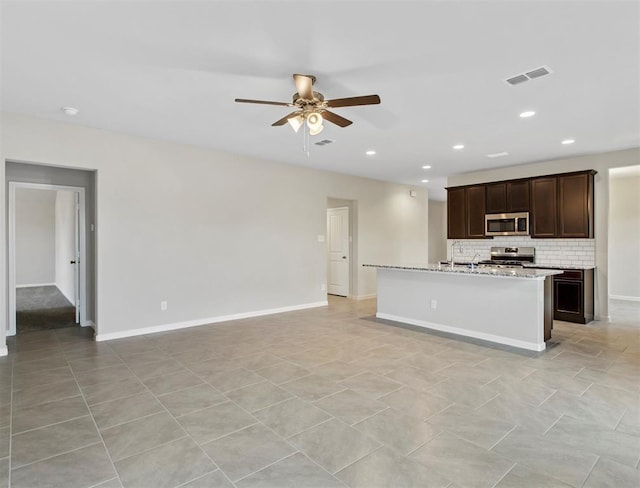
70,260,76,264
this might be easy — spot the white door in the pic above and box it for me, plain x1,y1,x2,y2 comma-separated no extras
73,192,80,323
327,207,349,296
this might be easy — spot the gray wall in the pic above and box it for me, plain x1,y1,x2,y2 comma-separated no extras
428,200,447,263
1,113,429,348
15,188,56,286
609,173,640,299
447,147,640,320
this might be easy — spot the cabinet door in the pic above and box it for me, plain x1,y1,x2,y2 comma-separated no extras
447,187,466,239
507,180,530,212
558,173,592,237
531,177,557,237
485,183,507,214
466,185,486,238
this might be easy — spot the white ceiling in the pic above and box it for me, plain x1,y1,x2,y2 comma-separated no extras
2,1,639,200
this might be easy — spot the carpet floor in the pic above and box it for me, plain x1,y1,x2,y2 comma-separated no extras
16,285,77,334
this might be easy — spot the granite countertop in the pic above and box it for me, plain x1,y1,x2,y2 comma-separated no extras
363,263,563,279
522,264,596,270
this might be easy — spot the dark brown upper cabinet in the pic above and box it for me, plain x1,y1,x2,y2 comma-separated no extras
466,185,486,238
558,172,594,238
485,183,507,214
486,180,529,214
447,185,486,239
530,177,558,237
506,180,530,212
530,171,595,238
447,170,595,240
447,187,466,239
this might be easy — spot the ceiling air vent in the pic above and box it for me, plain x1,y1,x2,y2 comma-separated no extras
505,66,552,86
526,66,551,79
506,74,529,86
314,139,334,146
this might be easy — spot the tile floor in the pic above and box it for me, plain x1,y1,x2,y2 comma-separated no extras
0,297,639,488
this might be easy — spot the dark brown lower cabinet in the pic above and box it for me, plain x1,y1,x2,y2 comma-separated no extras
553,269,594,324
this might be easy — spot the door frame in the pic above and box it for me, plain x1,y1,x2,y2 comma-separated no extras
326,205,351,297
7,182,87,336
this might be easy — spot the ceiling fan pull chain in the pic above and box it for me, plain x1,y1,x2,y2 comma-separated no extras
303,122,310,158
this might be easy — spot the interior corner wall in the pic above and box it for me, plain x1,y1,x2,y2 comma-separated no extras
55,190,77,304
428,200,447,263
1,112,429,344
15,188,56,286
609,174,640,299
447,147,640,320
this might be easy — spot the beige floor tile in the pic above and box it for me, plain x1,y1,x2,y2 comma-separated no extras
289,418,380,473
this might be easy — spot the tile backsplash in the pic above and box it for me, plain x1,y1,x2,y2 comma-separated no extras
446,236,595,268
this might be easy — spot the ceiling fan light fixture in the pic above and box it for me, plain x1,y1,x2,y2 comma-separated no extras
287,115,304,133
306,112,323,130
309,124,324,136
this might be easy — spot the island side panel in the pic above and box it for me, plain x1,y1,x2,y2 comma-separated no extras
376,268,546,351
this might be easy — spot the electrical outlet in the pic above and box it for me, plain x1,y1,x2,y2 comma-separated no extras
160,301,167,311
430,299,437,309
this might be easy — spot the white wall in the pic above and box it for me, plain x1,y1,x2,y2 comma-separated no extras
15,188,56,286
609,174,640,300
428,200,447,263
55,190,76,304
447,147,640,320
1,113,429,347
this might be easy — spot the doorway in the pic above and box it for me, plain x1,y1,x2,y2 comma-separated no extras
8,182,87,335
608,165,640,321
327,199,355,298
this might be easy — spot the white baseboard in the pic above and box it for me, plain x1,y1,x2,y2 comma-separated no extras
95,301,328,342
0,346,7,357
610,295,640,302
16,282,56,288
594,315,611,322
354,294,377,300
377,312,546,352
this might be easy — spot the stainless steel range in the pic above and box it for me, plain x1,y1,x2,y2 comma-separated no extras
478,247,535,268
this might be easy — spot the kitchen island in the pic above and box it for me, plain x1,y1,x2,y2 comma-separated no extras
364,264,562,352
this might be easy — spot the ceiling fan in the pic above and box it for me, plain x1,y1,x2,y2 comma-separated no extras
235,74,381,135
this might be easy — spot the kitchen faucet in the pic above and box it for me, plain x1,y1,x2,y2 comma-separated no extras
450,241,463,268
471,252,481,270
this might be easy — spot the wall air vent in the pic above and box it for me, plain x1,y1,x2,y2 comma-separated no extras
314,139,334,146
505,66,552,86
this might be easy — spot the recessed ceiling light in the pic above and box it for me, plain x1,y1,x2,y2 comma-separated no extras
519,110,536,118
487,152,509,158
452,144,465,150
61,106,79,116
561,139,575,145
422,165,432,169
365,150,376,155
421,179,429,183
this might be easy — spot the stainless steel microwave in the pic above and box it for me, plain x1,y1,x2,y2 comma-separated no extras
485,212,529,236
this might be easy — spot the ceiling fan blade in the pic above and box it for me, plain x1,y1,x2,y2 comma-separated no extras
235,98,293,107
322,110,353,128
272,111,302,126
293,74,315,100
326,95,381,108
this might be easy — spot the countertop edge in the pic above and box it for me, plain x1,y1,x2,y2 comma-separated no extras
363,264,563,279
